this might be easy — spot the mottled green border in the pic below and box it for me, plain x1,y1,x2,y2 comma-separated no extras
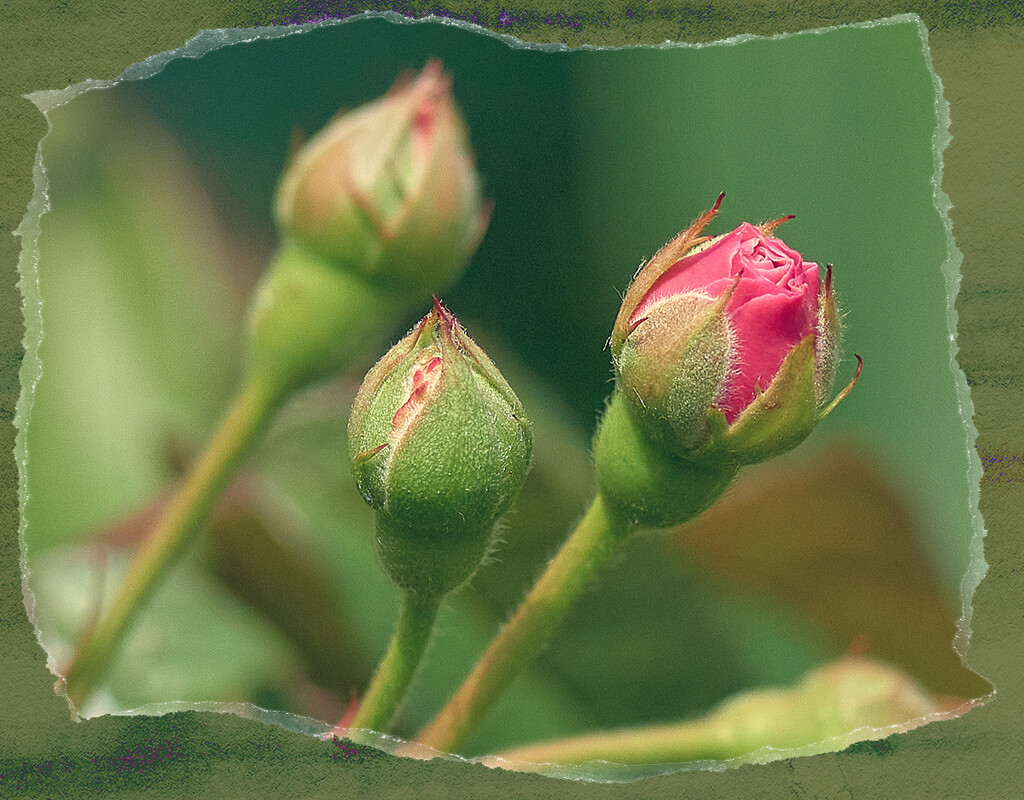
3,1,1022,797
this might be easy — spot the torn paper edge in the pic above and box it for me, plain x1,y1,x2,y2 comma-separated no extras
12,9,988,785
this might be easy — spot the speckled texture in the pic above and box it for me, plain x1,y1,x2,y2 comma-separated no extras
3,3,1023,798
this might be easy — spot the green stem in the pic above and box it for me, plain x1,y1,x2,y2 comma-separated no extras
490,718,727,770
413,494,629,754
348,592,442,736
62,377,282,709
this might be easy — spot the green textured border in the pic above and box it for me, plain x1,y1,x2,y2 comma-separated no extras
3,2,1022,797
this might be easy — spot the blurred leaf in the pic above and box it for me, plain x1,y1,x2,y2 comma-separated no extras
29,545,297,714
26,92,250,554
41,440,378,722
24,90,314,716
672,446,990,700
203,481,374,702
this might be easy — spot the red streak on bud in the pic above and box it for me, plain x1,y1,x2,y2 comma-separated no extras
413,101,435,148
391,355,443,440
410,59,450,157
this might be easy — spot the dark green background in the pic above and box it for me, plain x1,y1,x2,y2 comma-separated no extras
3,2,1023,797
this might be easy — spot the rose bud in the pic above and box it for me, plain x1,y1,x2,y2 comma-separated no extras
610,194,860,466
275,59,490,298
348,299,532,598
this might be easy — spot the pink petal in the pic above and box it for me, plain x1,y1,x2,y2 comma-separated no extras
631,221,820,422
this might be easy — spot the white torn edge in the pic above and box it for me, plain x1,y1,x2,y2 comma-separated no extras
118,700,335,738
913,19,991,690
11,8,985,786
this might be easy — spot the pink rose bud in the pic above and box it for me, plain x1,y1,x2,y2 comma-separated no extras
275,60,490,297
610,195,859,465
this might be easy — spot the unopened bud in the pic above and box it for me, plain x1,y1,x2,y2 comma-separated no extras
276,60,490,298
348,300,531,596
612,195,859,466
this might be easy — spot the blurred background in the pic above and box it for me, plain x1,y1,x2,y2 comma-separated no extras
23,15,988,759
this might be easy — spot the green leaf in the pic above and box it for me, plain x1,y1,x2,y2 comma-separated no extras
29,545,296,714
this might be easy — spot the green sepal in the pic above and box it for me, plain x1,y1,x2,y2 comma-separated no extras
616,292,733,457
814,264,843,405
697,334,819,466
609,193,726,355
593,392,738,529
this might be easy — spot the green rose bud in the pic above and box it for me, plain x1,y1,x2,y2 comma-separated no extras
276,60,490,298
348,300,532,597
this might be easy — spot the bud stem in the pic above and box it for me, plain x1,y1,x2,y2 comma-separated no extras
62,376,283,710
345,591,442,737
491,716,730,770
412,494,630,754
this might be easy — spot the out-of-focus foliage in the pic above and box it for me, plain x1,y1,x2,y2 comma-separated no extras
31,545,298,713
25,94,244,554
23,16,983,766
674,447,990,700
488,655,951,780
